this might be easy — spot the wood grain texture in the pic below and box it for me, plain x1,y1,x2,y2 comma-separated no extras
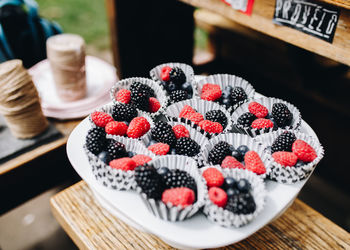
318,0,350,9
51,181,350,250
179,0,350,66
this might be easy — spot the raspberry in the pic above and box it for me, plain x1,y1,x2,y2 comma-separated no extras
208,141,232,165
169,67,186,85
135,164,165,199
163,169,196,192
106,140,127,160
251,118,274,129
115,89,131,104
161,66,172,81
292,139,317,162
132,154,152,166
200,83,222,101
231,87,247,105
186,112,204,125
170,90,188,103
149,97,161,113
221,156,245,169
105,121,128,136
179,105,196,118
148,143,170,155
244,151,266,175
112,103,138,122
109,157,137,171
172,124,190,139
127,117,150,138
237,112,256,127
225,192,256,214
91,111,114,128
85,127,106,155
198,120,223,134
151,121,176,147
202,168,224,188
162,187,195,207
271,131,297,153
208,187,227,208
248,102,268,118
272,151,298,167
175,137,200,157
205,110,227,128
272,103,293,128
202,83,218,92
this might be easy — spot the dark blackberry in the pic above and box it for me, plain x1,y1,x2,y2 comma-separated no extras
175,137,200,157
131,89,150,111
205,110,228,128
106,140,127,161
225,192,256,214
151,121,176,147
163,169,197,193
169,67,186,85
170,90,188,103
85,127,106,155
271,103,293,128
130,81,155,97
112,103,138,122
208,141,232,165
231,87,247,105
135,164,165,199
271,131,297,153
237,112,256,127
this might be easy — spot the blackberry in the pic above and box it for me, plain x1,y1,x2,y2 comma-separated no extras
131,89,150,111
170,90,188,103
271,103,293,128
205,110,228,128
225,192,256,214
85,127,106,155
135,164,165,199
271,131,296,153
169,67,186,85
237,112,256,127
151,121,177,147
231,87,247,105
163,169,197,192
175,137,200,157
130,81,155,97
112,103,138,122
208,141,232,165
106,140,127,161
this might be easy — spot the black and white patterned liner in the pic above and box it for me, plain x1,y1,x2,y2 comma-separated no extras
231,97,302,137
201,133,272,179
109,77,168,119
202,167,266,228
165,99,233,137
84,136,156,191
255,130,324,184
194,74,256,113
136,155,207,222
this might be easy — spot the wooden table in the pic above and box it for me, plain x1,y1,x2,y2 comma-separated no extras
51,181,350,249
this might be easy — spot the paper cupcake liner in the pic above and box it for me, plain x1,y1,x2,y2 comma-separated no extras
231,97,302,137
194,74,256,113
109,77,168,119
255,130,324,184
136,155,207,221
202,168,266,228
165,98,233,137
149,62,195,86
84,136,156,191
201,133,272,179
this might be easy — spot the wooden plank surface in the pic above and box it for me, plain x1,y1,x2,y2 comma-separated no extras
179,0,350,66
51,181,350,250
318,0,350,9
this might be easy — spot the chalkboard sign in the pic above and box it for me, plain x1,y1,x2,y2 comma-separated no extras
273,0,340,43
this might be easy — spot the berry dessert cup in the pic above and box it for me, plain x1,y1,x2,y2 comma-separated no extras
195,74,255,113
255,130,324,184
84,135,155,190
232,97,302,137
149,62,195,104
135,155,207,221
110,77,168,118
201,167,266,227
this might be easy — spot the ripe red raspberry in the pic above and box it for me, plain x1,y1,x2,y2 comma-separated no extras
162,187,195,207
131,154,152,166
105,121,128,136
221,156,245,169
91,111,114,127
127,117,150,138
172,124,190,139
186,112,204,125
202,168,224,187
148,143,170,155
248,102,268,118
208,187,227,207
115,89,131,104
198,120,223,134
292,139,317,162
251,118,274,129
109,157,137,171
179,105,196,118
149,97,161,113
161,66,172,81
201,83,222,101
244,151,266,175
272,151,298,167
